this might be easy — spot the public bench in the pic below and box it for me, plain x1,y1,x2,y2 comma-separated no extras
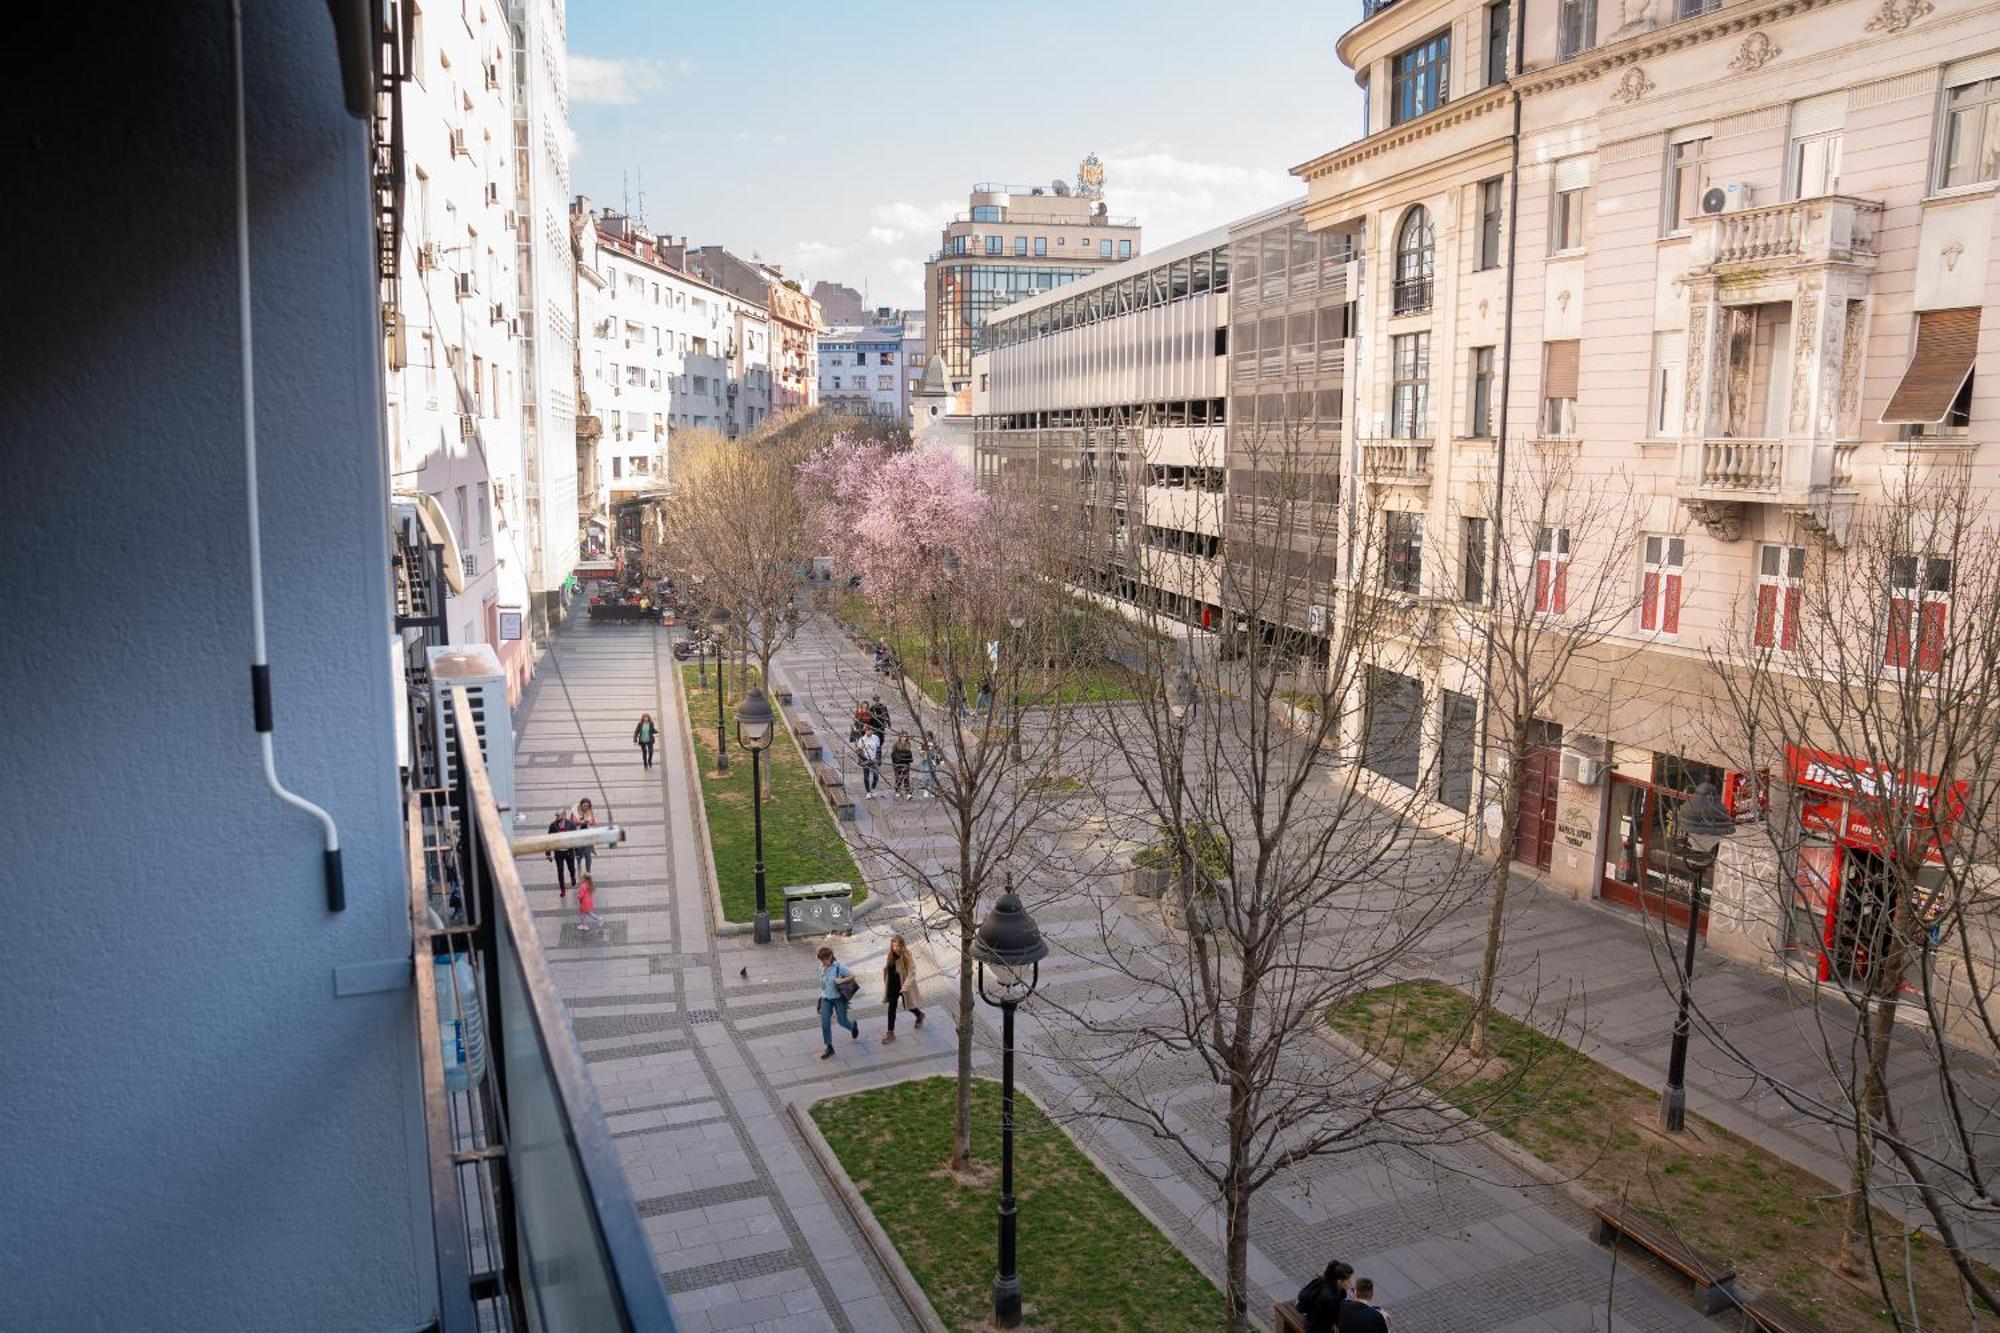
815,763,856,821
791,718,822,761
1739,1293,1833,1333
1273,1300,1306,1333
772,686,794,706
1591,1202,1738,1315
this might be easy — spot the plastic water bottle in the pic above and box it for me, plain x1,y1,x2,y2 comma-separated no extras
434,949,487,1093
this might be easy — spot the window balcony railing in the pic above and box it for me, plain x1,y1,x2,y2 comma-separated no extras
1356,438,1434,482
408,686,675,1332
1391,277,1432,316
1687,196,1883,273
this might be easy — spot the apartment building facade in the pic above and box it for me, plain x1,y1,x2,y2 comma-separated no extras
926,167,1143,390
678,244,821,415
1291,0,2000,1001
819,311,912,418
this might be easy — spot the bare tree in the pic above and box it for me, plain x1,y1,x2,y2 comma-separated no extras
1044,415,1533,1331
1448,441,1648,1053
1695,465,2000,1319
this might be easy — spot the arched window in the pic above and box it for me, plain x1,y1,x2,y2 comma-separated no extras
1393,207,1435,315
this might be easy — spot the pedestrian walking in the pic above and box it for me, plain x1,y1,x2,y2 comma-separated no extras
573,797,597,876
920,729,942,799
1295,1259,1352,1333
633,713,657,770
975,677,993,712
868,694,890,739
546,808,578,898
575,874,604,934
815,946,862,1058
881,934,925,1042
854,728,882,798
890,733,914,799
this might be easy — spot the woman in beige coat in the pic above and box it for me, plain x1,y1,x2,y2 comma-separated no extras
882,935,925,1042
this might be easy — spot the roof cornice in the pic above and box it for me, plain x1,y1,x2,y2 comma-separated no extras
1512,0,1842,98
1292,83,1512,183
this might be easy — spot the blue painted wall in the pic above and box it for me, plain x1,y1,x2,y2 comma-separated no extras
0,7,433,1328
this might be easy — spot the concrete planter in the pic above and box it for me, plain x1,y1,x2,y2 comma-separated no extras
1125,862,1172,899
1161,884,1226,934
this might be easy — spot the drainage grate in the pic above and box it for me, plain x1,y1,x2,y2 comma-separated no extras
682,1008,721,1025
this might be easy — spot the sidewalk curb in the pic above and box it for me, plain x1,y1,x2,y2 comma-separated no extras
786,1098,948,1333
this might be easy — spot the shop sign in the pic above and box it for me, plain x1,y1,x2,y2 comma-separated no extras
1785,745,1966,860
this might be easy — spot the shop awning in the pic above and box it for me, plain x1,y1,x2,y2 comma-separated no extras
1880,307,1980,425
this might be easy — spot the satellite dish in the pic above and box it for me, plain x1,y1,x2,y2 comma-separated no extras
1051,179,1071,197
1700,186,1728,215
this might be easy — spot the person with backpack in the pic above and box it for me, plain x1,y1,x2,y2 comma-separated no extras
1296,1259,1352,1333
890,733,914,799
632,713,656,770
815,946,861,1057
854,728,883,799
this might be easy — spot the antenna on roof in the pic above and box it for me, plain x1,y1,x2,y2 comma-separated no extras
635,168,647,229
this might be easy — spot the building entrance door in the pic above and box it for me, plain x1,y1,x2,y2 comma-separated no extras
1512,742,1560,872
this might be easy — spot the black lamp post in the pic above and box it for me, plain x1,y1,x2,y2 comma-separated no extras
970,881,1048,1331
711,610,730,774
736,686,775,944
1659,781,1736,1132
1007,604,1027,762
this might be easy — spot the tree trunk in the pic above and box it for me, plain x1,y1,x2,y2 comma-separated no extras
1472,731,1529,1055
1222,1169,1251,1333
952,923,975,1171
1838,951,1906,1274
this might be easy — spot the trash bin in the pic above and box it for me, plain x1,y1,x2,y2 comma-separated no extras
782,882,855,940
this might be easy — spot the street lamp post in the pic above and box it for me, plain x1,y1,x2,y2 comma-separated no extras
736,686,775,944
1007,605,1027,762
971,881,1049,1331
711,610,730,774
1659,781,1736,1133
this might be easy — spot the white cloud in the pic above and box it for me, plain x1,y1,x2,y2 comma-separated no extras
1099,145,1299,248
865,226,903,246
677,56,696,75
567,54,664,106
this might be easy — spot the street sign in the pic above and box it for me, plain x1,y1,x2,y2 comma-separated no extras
783,882,855,939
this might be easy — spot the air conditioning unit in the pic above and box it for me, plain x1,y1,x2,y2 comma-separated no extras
428,644,515,814
418,242,442,272
383,307,406,370
1700,182,1755,215
461,552,480,578
1560,747,1605,786
454,272,475,298
459,413,476,442
450,128,469,157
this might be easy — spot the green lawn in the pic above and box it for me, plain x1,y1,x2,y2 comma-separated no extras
812,1076,1224,1332
681,664,863,922
1330,982,1994,1331
836,594,1145,706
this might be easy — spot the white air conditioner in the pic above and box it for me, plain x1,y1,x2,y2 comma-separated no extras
454,272,475,298
1700,182,1755,215
428,644,515,813
459,413,476,442
418,242,442,272
1560,748,1605,786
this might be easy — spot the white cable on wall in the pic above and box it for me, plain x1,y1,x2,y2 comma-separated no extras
233,0,345,911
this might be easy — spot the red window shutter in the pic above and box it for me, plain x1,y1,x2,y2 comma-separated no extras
1663,574,1682,634
1754,584,1777,647
1780,586,1800,651
1885,595,1912,668
1535,557,1551,612
1553,562,1569,614
1918,600,1948,672
1641,572,1659,630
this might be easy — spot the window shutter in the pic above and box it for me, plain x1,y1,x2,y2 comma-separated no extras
1754,585,1778,647
1663,574,1682,635
1553,563,1569,615
1790,92,1847,139
1543,341,1581,400
1781,587,1801,651
1641,572,1659,630
1553,156,1592,192
1885,596,1913,668
1919,601,1948,672
1881,308,1980,424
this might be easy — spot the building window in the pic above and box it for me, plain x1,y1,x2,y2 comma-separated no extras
1438,690,1479,811
1938,76,2000,190
1664,135,1710,233
1391,332,1431,438
1384,511,1424,594
1639,535,1685,634
1393,206,1435,314
1551,161,1587,252
1391,31,1451,125
1557,0,1596,60
476,481,490,541
1476,179,1504,270
984,235,1002,255
1535,526,1570,615
1470,345,1495,436
1755,544,1805,652
1886,554,1951,671
970,204,1002,222
1461,516,1489,603
1012,236,1027,256
1034,236,1047,255
1677,0,1720,13
1541,341,1579,436
952,235,967,255
1101,239,1114,258
1791,132,1843,199
1119,239,1132,258
1651,331,1683,437
1363,667,1424,788
1485,1,1511,84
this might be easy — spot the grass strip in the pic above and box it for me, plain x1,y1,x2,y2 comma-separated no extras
1329,980,1994,1332
812,1076,1224,1332
836,594,1146,706
681,663,864,922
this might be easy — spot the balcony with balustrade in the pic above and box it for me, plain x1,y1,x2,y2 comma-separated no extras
1357,437,1433,484
1685,196,1883,280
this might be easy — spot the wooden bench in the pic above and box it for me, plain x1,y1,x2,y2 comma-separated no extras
815,763,856,821
791,720,822,761
1272,1300,1306,1333
772,686,793,706
1591,1202,1738,1315
1739,1293,1832,1333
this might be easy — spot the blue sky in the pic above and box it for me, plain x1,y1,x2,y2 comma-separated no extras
565,0,1364,310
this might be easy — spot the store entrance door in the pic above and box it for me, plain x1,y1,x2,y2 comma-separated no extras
1601,763,1722,935
1512,742,1560,872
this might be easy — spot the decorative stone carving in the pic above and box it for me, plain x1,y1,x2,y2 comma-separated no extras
1610,67,1656,105
1790,299,1819,436
1558,289,1573,313
1478,298,1489,318
1839,300,1867,428
1943,239,1965,271
1685,499,1745,542
1684,309,1709,433
1724,309,1755,437
1865,0,1933,31
1729,33,1782,73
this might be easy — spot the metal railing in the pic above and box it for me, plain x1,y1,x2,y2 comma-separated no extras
410,687,677,1332
1392,276,1432,316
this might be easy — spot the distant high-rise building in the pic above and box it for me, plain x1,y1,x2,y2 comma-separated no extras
923,160,1139,390
812,281,866,326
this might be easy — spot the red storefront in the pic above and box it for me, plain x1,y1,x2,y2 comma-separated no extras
1784,745,1964,986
